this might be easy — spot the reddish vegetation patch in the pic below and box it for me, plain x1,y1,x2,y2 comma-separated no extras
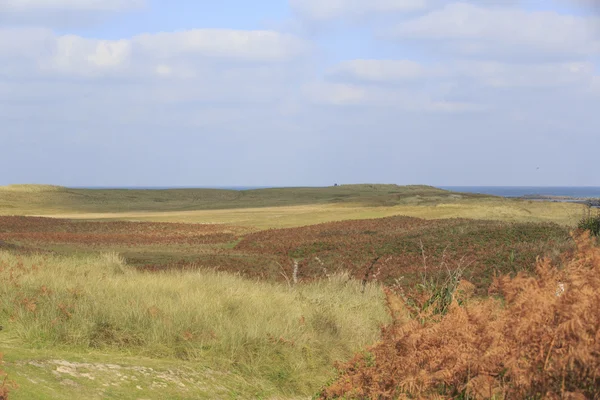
0,216,243,246
0,216,572,290
0,216,284,279
237,216,571,289
320,232,600,399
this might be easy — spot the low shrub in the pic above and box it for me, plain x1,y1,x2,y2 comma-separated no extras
321,231,600,399
578,208,600,237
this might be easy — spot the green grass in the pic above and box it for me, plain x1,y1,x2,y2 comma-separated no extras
578,207,600,237
0,250,389,399
0,184,585,230
0,183,589,399
3,348,284,400
5,200,584,231
0,184,484,215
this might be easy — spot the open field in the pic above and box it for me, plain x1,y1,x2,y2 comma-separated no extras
1,184,585,229
0,216,246,246
28,204,391,229
0,251,388,399
0,215,572,290
0,184,479,215
26,201,586,230
0,184,596,399
236,216,572,290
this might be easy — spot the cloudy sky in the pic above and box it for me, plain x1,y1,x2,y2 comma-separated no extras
0,0,598,187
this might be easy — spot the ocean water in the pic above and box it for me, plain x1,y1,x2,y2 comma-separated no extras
440,186,600,199
75,186,600,199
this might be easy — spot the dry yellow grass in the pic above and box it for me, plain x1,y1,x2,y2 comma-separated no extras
0,250,388,398
29,200,584,230
1,185,585,230
0,184,66,193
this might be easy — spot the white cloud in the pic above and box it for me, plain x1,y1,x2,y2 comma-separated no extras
0,28,132,77
453,61,597,88
155,64,172,77
0,0,144,12
555,0,600,10
134,30,309,62
1,1,598,187
327,59,435,82
303,82,366,105
390,2,600,58
328,58,598,89
303,81,486,112
290,0,427,20
48,35,132,75
0,28,309,79
0,27,52,57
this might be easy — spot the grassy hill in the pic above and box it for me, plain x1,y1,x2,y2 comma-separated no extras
0,184,485,215
0,184,585,229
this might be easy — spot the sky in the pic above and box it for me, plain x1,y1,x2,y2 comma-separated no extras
0,0,599,187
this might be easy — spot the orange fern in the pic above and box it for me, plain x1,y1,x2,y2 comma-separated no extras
322,232,600,399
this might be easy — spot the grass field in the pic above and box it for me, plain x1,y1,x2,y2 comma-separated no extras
0,215,573,290
26,200,583,229
0,184,476,215
0,251,387,399
236,216,572,290
1,184,585,229
0,184,594,399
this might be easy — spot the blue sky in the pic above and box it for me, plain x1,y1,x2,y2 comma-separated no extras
0,0,599,187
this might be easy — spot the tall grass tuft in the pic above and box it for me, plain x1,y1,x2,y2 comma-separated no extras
578,204,600,237
321,231,600,399
0,250,388,396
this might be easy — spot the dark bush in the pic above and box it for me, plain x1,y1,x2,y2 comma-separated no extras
578,207,600,237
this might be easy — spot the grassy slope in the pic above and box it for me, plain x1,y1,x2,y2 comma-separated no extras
39,201,582,229
0,184,585,229
0,184,587,399
0,184,461,214
0,215,572,291
0,251,388,399
236,216,572,290
3,348,277,400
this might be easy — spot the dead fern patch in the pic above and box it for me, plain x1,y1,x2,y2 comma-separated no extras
321,231,600,399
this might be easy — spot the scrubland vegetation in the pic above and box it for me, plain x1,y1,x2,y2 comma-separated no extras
0,184,463,215
237,216,571,291
321,232,600,399
0,184,598,399
578,206,600,237
0,184,584,228
0,251,387,398
0,216,572,291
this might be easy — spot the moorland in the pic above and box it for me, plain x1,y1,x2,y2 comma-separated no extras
0,184,596,399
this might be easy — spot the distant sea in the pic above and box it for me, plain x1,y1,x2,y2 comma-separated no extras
440,186,600,199
75,186,600,199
